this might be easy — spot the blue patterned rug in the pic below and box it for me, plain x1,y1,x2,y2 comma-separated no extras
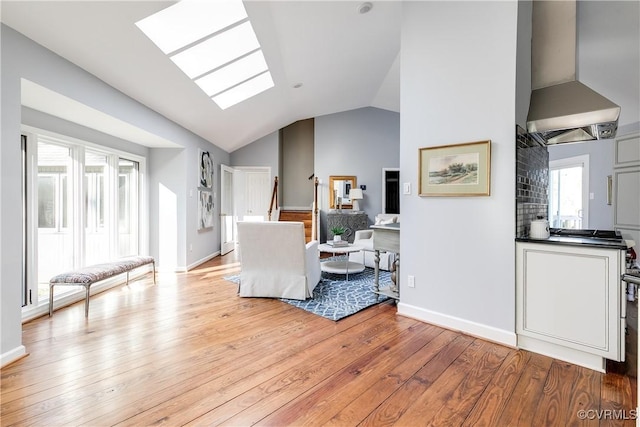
225,268,392,321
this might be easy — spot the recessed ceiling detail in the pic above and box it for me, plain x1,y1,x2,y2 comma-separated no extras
136,0,274,110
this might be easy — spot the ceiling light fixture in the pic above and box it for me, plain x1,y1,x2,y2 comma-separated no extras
358,2,373,14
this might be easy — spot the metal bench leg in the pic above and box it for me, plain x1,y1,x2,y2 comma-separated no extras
49,283,55,317
84,284,91,317
152,261,156,284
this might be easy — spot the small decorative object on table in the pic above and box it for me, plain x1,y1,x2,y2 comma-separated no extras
331,226,346,242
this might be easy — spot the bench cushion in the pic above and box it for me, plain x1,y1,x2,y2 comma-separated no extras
49,256,154,284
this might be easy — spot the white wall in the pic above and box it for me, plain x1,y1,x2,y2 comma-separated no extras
398,1,518,345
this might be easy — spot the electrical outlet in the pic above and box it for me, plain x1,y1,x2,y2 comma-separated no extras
408,275,415,288
189,244,193,252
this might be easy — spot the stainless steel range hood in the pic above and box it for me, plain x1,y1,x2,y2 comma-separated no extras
526,1,620,145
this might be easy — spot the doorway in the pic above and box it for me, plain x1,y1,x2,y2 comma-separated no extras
382,168,400,214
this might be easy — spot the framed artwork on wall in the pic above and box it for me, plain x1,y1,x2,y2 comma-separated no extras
199,149,214,189
419,140,491,196
198,190,214,230
198,149,214,230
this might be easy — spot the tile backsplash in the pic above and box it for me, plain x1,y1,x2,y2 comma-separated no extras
516,125,549,238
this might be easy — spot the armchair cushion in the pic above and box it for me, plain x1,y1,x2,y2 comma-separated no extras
349,217,398,271
237,221,321,300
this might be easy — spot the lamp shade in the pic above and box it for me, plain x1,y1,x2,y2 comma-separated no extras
349,188,363,200
349,188,363,211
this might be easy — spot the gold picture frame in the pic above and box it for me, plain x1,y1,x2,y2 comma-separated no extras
419,140,491,197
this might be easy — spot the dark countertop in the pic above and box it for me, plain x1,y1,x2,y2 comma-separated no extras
516,235,627,250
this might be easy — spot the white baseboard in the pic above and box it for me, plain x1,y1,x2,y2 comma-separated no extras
1,345,27,368
517,335,606,372
186,251,220,271
397,302,517,348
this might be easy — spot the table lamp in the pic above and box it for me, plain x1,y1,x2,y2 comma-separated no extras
349,188,363,211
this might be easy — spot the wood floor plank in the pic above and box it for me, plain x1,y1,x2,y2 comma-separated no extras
324,328,460,427
358,334,475,426
1,252,636,427
426,341,512,426
390,339,499,426
180,314,420,426
533,360,581,427
566,365,601,427
49,307,395,426
494,352,554,426
248,323,442,427
600,373,636,427
462,349,531,427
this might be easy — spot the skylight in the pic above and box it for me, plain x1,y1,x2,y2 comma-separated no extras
136,0,274,109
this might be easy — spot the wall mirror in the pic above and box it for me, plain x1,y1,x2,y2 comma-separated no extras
329,175,357,209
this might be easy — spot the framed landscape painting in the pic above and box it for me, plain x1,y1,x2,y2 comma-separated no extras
419,140,491,196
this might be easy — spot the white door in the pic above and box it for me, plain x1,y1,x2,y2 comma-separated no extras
238,168,271,221
220,164,235,255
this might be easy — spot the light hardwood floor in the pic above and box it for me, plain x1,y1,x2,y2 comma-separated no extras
1,251,637,426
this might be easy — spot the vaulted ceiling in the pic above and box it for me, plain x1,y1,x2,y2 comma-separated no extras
2,2,638,153
1,1,401,152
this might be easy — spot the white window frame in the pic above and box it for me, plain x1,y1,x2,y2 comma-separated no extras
549,154,590,229
21,126,148,322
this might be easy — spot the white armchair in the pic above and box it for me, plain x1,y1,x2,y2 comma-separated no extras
348,214,399,271
236,221,321,300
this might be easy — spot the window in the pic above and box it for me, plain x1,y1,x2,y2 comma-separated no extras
24,131,144,315
549,155,590,229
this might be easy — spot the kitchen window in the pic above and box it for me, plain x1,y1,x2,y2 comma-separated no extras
549,154,590,229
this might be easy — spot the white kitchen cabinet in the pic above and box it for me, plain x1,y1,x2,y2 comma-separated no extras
516,241,625,371
614,133,640,246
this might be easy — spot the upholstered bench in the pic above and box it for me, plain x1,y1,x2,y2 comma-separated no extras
49,255,155,317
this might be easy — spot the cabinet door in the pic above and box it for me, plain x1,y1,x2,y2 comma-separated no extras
615,133,640,167
614,167,640,229
516,243,622,360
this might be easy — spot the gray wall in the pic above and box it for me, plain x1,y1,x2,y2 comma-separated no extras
281,119,315,209
399,1,518,344
230,106,400,235
315,107,400,240
515,0,532,129
1,24,229,364
230,130,279,172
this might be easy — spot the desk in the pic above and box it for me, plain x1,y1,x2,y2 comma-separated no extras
371,223,399,300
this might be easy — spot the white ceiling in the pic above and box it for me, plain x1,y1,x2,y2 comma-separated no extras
1,1,401,152
2,1,637,152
